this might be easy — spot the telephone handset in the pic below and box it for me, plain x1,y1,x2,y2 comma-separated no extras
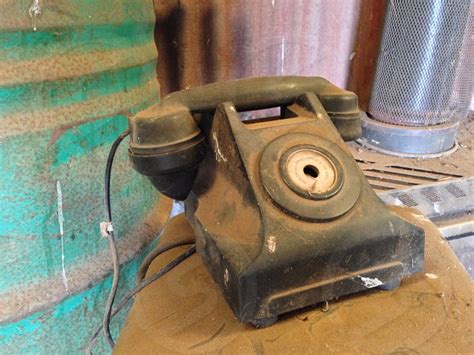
128,76,361,200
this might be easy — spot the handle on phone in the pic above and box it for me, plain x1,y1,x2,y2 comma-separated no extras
161,76,359,118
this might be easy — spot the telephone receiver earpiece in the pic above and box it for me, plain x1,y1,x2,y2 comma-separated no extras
128,76,361,200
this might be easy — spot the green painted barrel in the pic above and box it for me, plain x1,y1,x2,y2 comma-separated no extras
0,1,166,353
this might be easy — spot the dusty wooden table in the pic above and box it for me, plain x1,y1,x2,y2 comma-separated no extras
115,208,473,354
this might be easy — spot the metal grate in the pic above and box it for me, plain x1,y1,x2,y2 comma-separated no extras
395,193,419,207
445,183,467,198
369,0,473,126
421,189,443,203
378,177,474,279
355,158,462,193
378,177,473,219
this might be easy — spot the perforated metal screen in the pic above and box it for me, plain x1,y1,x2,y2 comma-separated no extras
369,0,473,127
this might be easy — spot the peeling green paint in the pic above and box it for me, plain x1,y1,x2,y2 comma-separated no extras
52,115,128,166
0,0,161,353
0,23,154,61
0,246,152,354
0,62,156,116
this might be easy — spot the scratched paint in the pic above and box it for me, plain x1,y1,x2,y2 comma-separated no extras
0,1,163,353
56,181,69,292
28,0,41,31
357,276,383,288
212,132,228,163
267,236,277,253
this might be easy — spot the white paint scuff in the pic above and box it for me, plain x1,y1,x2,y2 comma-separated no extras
267,236,277,253
357,276,383,288
224,268,230,286
388,221,395,233
212,132,228,163
28,0,42,31
425,273,438,279
56,181,69,292
393,198,403,207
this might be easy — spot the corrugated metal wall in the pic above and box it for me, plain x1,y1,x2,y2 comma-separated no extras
154,0,361,94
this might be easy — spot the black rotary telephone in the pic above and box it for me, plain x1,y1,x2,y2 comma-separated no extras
128,77,424,327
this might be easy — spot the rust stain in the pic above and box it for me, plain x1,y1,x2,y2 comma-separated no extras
1,82,158,139
154,0,360,94
47,108,134,147
347,0,387,111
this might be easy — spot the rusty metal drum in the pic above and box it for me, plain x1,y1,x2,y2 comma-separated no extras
0,0,166,352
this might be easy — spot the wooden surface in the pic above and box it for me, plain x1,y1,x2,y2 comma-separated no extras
115,208,473,354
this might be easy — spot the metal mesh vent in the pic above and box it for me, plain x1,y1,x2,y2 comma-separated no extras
445,183,467,198
369,0,473,126
396,194,418,207
421,189,443,203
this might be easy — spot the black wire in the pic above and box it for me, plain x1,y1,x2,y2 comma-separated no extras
96,128,197,353
85,245,196,354
136,239,195,286
102,129,130,349
104,129,130,222
103,233,120,348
